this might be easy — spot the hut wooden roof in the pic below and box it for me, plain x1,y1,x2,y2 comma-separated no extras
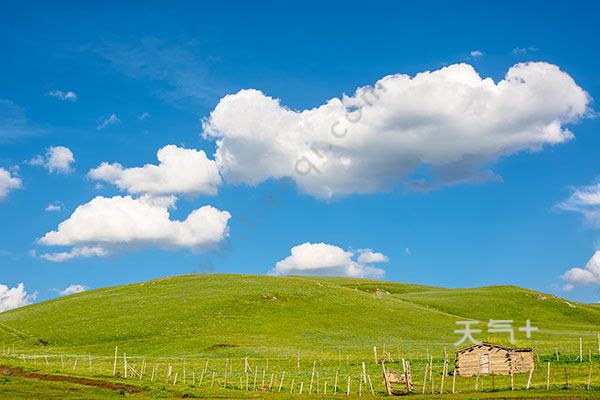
455,342,533,354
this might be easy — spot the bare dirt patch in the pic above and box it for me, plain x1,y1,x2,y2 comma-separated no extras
0,365,145,392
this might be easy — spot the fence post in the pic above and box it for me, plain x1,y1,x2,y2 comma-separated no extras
347,375,351,395
546,361,550,391
382,361,392,395
422,364,428,394
587,362,592,390
309,360,316,393
440,357,447,394
334,371,338,395
278,371,285,392
526,368,533,389
452,369,456,393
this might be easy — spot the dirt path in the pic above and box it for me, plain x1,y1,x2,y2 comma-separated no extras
0,365,145,392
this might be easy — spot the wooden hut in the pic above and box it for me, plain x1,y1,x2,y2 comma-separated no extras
454,343,534,376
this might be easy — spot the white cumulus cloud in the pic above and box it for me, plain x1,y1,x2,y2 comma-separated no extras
37,194,231,261
57,284,88,296
270,242,387,278
47,90,77,101
0,283,36,313
89,145,221,196
203,62,590,199
357,249,389,264
0,167,22,200
561,251,600,291
28,146,75,174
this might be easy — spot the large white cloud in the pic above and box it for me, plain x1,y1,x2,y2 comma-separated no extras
562,251,600,291
203,62,590,199
0,167,22,200
37,195,231,261
89,145,221,196
0,283,36,313
270,242,387,278
29,146,75,174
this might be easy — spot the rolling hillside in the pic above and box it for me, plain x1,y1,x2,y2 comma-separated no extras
0,274,598,359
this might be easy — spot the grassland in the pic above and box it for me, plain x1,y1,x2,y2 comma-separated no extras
0,274,599,398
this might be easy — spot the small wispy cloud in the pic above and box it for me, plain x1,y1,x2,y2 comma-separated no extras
0,250,17,260
404,179,439,193
97,36,219,103
138,112,150,121
470,50,484,58
39,246,108,262
0,99,41,139
56,284,89,296
512,46,539,55
97,114,120,130
45,201,64,212
557,178,600,228
47,90,77,102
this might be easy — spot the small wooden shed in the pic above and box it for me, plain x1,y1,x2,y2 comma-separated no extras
454,343,534,376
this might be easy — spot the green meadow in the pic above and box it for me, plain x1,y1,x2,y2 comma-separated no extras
0,274,599,398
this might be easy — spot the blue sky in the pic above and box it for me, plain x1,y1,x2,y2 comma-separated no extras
1,0,600,308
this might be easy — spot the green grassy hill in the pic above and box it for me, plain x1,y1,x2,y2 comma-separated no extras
0,274,598,359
